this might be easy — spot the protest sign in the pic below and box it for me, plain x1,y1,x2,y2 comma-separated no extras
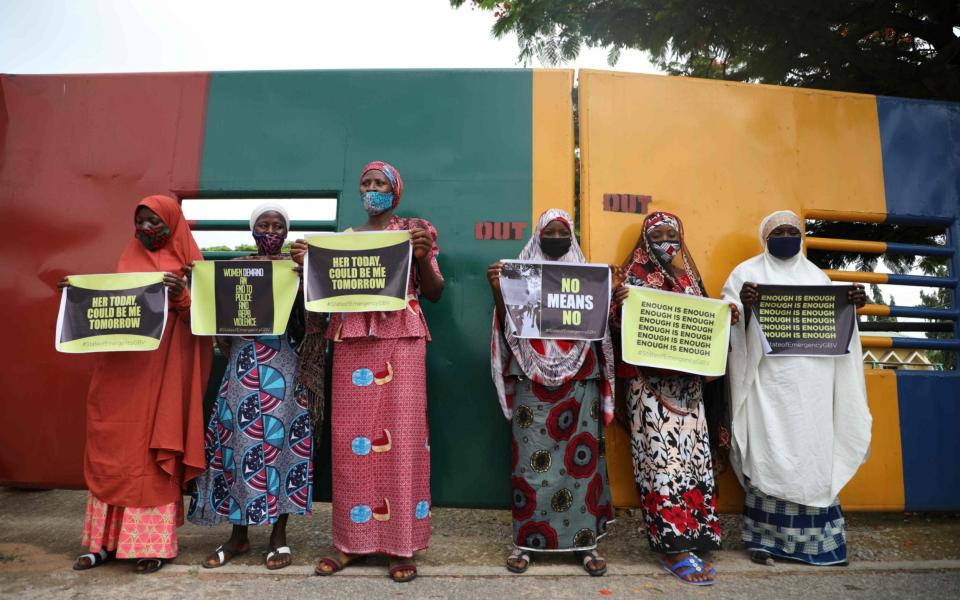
499,260,610,341
621,286,731,376
55,272,167,353
304,231,411,313
750,284,856,356
191,260,300,336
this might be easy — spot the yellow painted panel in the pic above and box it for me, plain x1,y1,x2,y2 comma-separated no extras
840,370,905,510
579,70,890,508
578,70,886,295
532,69,575,222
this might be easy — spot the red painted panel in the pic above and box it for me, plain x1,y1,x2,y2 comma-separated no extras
0,73,209,488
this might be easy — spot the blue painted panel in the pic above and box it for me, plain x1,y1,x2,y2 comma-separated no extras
876,97,960,219
897,371,960,510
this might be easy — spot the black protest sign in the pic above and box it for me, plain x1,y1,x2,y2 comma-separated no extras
56,272,167,353
304,231,412,313
751,284,856,356
500,261,610,341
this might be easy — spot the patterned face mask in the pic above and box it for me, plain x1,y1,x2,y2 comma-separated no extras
651,240,681,263
362,191,395,216
135,224,171,250
253,231,285,256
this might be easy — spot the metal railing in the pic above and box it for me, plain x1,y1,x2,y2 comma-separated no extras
804,209,959,352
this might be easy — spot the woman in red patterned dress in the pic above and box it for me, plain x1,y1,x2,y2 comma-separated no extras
291,161,443,583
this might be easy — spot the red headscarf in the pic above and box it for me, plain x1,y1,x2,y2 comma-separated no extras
360,161,404,209
117,195,203,275
623,211,705,296
83,195,211,508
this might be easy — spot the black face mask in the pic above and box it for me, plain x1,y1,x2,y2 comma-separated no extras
540,236,572,258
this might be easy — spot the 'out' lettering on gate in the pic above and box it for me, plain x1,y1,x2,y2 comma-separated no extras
475,221,527,240
603,194,652,214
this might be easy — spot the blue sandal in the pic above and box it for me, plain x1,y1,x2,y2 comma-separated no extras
660,553,715,586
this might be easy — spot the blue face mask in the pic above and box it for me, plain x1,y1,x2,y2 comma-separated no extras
362,191,394,215
767,236,802,258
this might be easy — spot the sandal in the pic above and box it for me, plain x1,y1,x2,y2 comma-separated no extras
314,547,359,576
505,548,531,574
575,549,607,577
660,553,714,586
265,546,292,570
749,549,774,566
388,556,417,583
203,543,250,569
73,549,112,571
134,558,165,574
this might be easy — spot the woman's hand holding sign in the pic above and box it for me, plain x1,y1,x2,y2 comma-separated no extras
163,272,187,298
848,284,867,308
290,239,308,265
57,277,71,289
739,281,759,308
410,227,433,260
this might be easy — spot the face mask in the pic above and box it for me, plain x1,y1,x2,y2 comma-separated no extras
253,230,285,256
136,225,171,250
362,191,395,215
540,236,572,258
767,236,802,258
651,240,681,263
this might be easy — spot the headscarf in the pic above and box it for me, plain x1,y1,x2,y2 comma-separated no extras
118,195,203,274
759,209,802,243
622,211,705,296
720,209,871,506
249,202,290,231
490,208,615,425
360,161,404,209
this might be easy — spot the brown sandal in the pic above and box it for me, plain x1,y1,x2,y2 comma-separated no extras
388,557,417,583
314,547,358,576
134,558,164,574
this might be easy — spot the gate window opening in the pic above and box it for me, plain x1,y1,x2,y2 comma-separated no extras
181,197,338,255
803,216,957,364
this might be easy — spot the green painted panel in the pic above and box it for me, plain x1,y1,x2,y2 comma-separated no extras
200,70,533,507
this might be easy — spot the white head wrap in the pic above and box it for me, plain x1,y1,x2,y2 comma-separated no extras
249,202,290,230
759,210,802,245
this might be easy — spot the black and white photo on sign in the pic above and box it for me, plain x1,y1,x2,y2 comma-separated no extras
500,262,542,338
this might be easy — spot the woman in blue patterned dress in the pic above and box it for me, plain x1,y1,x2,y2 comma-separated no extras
189,204,319,570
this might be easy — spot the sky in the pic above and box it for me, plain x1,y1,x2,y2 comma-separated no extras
0,0,660,74
0,0,932,309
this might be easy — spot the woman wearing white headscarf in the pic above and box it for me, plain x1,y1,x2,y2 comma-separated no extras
488,209,616,576
721,210,871,566
190,203,319,571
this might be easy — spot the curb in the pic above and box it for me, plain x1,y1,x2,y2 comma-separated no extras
160,559,960,578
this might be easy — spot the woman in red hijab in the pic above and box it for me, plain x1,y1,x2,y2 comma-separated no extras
63,195,212,574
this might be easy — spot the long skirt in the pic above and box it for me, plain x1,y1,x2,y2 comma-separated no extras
189,335,313,526
81,493,181,558
627,375,721,554
742,482,848,565
331,336,431,557
511,376,613,552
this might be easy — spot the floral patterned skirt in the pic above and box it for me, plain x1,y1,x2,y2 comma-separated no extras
511,376,613,552
627,375,721,554
81,493,182,559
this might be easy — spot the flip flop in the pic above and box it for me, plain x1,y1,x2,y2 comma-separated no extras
265,546,292,570
73,549,112,571
203,544,250,569
660,555,714,586
575,549,608,577
506,549,531,574
388,557,417,583
749,549,775,566
134,558,164,575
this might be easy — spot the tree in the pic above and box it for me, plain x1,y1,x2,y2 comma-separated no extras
454,1,960,101
918,261,956,369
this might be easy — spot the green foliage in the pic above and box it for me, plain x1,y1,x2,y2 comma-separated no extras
200,244,257,252
804,221,946,273
454,0,960,100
